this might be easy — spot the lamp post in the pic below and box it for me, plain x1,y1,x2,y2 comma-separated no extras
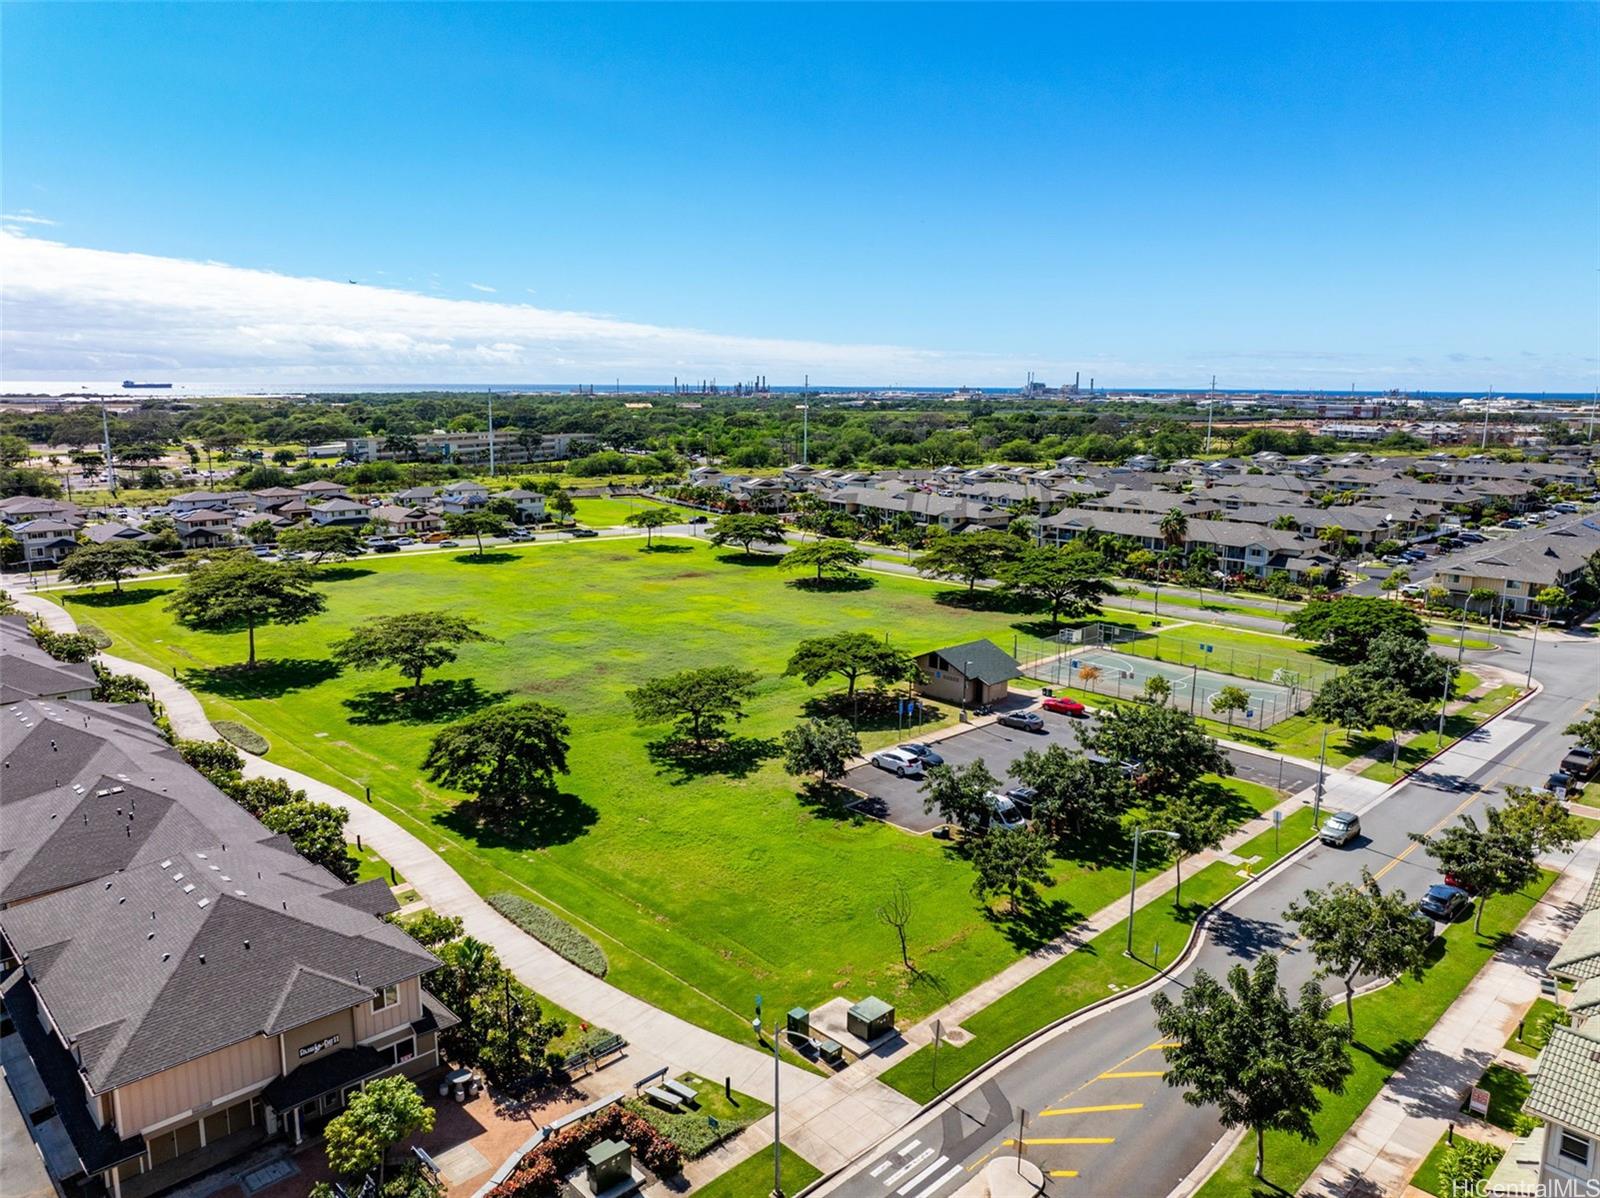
961,658,973,721
752,1017,813,1198
1126,826,1179,957
1312,729,1328,827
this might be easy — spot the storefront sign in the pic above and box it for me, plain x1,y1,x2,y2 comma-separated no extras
298,1034,340,1059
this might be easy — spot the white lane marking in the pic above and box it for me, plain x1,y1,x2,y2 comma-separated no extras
884,1148,933,1188
897,1155,948,1195
900,1140,920,1155
910,1164,964,1198
870,1160,890,1178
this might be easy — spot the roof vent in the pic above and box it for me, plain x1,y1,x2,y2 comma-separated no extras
146,932,154,941
161,953,170,962
196,898,209,908
198,953,205,964
182,884,194,894
243,939,250,950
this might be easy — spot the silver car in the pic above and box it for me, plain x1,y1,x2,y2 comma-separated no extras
1319,811,1361,846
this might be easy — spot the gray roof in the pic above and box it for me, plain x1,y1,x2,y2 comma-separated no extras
1550,908,1600,981
1524,1024,1600,1138
919,638,1022,685
0,616,97,703
83,521,155,545
2,827,433,1092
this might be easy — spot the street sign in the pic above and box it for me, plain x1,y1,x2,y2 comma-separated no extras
1273,810,1282,827
1468,1087,1490,1118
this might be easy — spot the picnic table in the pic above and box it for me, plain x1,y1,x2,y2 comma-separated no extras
661,1078,698,1105
644,1085,685,1111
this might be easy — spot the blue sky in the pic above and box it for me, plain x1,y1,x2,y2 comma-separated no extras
2,2,1596,389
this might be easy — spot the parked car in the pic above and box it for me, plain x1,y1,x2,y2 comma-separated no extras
1553,502,1579,514
509,529,534,541
364,536,388,547
1545,771,1572,800
1381,555,1405,565
688,515,709,524
394,536,415,546
278,551,305,561
1002,785,1038,818
1458,531,1487,543
1559,746,1596,779
901,743,944,767
983,791,1028,831
1041,696,1087,717
423,532,450,543
996,711,1046,733
870,749,924,779
1418,884,1471,923
1319,811,1362,847
1500,519,1526,530
371,541,401,553
437,539,460,548
570,528,599,538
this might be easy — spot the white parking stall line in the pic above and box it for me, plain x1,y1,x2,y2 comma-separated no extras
883,1148,933,1188
897,1155,949,1195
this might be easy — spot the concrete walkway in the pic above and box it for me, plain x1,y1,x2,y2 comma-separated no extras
1299,833,1600,1198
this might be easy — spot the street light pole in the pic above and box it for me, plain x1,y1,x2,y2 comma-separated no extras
962,658,973,721
754,1017,810,1198
1525,618,1540,691
1126,826,1179,957
1312,729,1328,827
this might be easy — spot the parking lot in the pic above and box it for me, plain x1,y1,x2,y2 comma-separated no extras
845,706,1320,833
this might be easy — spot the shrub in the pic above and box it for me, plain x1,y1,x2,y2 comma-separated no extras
176,737,245,778
1437,1138,1504,1194
488,1104,680,1197
624,1098,750,1159
30,625,99,663
488,893,608,977
214,720,269,755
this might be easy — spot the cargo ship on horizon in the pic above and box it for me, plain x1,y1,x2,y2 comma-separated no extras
121,380,174,389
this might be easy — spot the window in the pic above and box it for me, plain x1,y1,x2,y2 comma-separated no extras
387,1035,416,1066
372,984,399,1013
1558,1130,1591,1167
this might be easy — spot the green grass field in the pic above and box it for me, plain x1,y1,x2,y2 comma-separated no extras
1410,1132,1499,1197
63,537,1272,1048
571,495,666,528
692,1144,819,1197
1193,870,1555,1198
1506,997,1565,1058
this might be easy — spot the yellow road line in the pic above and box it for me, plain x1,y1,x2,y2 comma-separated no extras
1049,1170,1081,1178
1003,1137,1116,1146
1147,1041,1180,1050
1041,1103,1144,1116
1098,1070,1164,1079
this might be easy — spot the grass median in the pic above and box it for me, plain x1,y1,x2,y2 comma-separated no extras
692,1144,819,1198
1192,868,1556,1198
879,807,1317,1103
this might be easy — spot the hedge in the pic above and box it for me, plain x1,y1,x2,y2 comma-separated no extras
214,721,269,755
488,1105,679,1197
488,893,608,977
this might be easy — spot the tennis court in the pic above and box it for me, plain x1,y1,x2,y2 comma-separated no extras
1024,646,1307,730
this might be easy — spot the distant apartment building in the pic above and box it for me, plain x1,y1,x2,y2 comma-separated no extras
1433,526,1600,614
343,430,582,466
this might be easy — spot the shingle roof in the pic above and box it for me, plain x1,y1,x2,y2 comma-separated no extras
0,615,96,703
1524,1024,1600,1138
1550,909,1600,980
919,638,1022,685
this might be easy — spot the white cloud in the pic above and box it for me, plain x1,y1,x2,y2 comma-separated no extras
468,282,497,293
0,231,1045,385
0,211,57,226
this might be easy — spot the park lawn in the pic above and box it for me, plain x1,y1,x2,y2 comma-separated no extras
352,843,405,887
1117,586,1298,622
1429,630,1496,652
880,809,1317,1103
1506,997,1566,1059
61,538,1182,1046
692,1144,819,1198
572,495,661,528
1192,869,1556,1198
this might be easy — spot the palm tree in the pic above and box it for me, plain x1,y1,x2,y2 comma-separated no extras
1318,524,1349,559
1270,514,1299,531
1160,507,1189,553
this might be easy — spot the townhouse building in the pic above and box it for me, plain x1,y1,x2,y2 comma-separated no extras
1432,525,1600,614
0,655,452,1198
342,431,581,466
10,518,83,567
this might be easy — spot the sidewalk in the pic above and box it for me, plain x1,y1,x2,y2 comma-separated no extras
1299,833,1600,1198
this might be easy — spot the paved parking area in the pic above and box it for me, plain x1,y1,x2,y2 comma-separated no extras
845,708,1321,833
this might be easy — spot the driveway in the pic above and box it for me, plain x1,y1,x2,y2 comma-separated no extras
845,706,1320,833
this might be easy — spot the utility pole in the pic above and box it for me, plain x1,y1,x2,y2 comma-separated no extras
487,390,496,478
1480,389,1492,450
100,400,117,495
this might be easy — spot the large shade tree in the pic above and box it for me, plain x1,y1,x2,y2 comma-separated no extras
58,540,161,592
445,510,510,556
779,538,867,581
166,553,327,667
916,530,1021,594
423,700,572,820
627,665,761,747
276,524,363,565
997,542,1115,629
330,611,495,699
1152,953,1353,1180
784,632,916,699
708,513,787,556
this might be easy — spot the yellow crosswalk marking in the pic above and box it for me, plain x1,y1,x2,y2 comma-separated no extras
1040,1103,1144,1116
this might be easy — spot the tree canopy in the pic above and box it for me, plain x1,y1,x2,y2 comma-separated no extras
260,800,358,883
624,506,674,546
166,554,327,667
1284,869,1432,1029
708,513,787,555
323,1075,435,1185
422,700,572,819
1008,744,1133,840
1151,953,1353,1179
920,759,1002,834
783,631,916,698
1081,701,1230,802
916,530,1021,593
626,665,761,747
970,826,1053,915
331,611,494,698
779,537,867,581
1286,596,1427,664
58,541,161,592
780,716,861,781
997,542,1114,628
445,510,509,556
277,523,363,564
1408,805,1542,932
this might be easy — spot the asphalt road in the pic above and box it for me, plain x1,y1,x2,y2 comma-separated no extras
845,710,1320,834
821,625,1597,1198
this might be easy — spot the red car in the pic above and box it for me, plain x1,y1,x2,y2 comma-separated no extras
1041,696,1087,717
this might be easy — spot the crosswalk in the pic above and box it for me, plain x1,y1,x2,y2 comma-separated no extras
864,1138,964,1198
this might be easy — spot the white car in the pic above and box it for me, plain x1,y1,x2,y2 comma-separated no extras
870,749,925,779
